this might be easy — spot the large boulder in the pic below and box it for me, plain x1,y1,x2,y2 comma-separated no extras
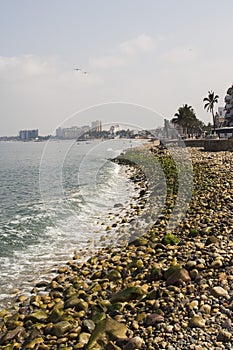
85,317,128,350
110,287,144,303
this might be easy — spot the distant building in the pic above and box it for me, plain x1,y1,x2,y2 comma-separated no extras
19,129,39,141
56,127,63,138
109,124,120,134
223,85,233,126
215,107,226,127
55,125,91,139
62,126,81,139
91,120,102,132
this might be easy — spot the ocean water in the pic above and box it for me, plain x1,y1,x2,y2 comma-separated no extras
0,139,143,307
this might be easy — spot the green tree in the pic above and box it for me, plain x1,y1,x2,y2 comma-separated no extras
203,90,219,130
171,104,198,135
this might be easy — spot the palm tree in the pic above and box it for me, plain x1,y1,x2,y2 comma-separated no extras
171,104,197,136
203,91,219,131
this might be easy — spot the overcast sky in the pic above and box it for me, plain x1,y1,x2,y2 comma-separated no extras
0,0,233,136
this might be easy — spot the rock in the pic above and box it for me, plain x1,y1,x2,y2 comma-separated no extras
92,312,107,324
124,336,144,350
25,310,48,323
24,337,44,349
189,315,206,328
162,233,179,245
211,286,230,299
164,265,191,285
85,318,128,350
130,238,148,246
82,319,95,333
105,341,122,350
188,229,199,237
189,269,199,279
65,297,88,310
107,269,122,281
110,287,144,303
200,304,211,314
222,318,232,329
185,260,197,270
51,321,72,337
0,326,25,345
47,306,64,323
78,332,91,345
114,203,123,208
211,259,223,268
217,329,232,342
205,236,218,246
35,280,49,288
145,313,164,326
146,267,163,282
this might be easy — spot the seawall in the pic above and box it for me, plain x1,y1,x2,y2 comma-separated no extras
182,139,233,152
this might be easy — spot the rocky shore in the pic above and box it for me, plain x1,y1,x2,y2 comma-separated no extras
0,145,233,350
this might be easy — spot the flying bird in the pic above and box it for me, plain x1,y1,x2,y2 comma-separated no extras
74,68,81,71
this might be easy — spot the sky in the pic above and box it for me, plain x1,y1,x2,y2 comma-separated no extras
0,0,233,136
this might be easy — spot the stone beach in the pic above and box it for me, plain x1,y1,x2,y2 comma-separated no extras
0,144,233,350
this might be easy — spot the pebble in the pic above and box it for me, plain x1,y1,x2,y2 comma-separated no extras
211,286,230,299
0,147,233,349
189,315,206,328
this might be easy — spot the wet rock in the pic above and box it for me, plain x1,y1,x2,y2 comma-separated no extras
85,318,128,350
77,332,91,347
0,326,25,345
107,269,122,281
24,337,44,349
130,238,148,247
105,341,122,350
82,319,95,333
51,321,72,337
110,287,144,303
25,310,48,323
47,306,64,323
65,297,88,310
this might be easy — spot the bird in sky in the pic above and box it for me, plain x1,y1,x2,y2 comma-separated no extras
74,68,81,71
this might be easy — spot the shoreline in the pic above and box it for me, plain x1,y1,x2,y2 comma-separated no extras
0,145,233,349
0,145,149,309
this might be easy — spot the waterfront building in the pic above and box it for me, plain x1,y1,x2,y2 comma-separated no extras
19,129,39,141
91,120,102,132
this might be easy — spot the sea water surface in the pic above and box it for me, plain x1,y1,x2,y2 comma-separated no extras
0,139,143,307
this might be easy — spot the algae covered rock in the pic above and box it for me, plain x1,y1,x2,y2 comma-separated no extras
85,317,128,350
51,321,72,337
110,286,144,303
130,237,148,247
162,233,179,245
106,269,122,281
65,297,88,311
25,310,48,323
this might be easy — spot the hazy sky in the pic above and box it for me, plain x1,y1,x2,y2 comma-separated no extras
0,0,233,136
